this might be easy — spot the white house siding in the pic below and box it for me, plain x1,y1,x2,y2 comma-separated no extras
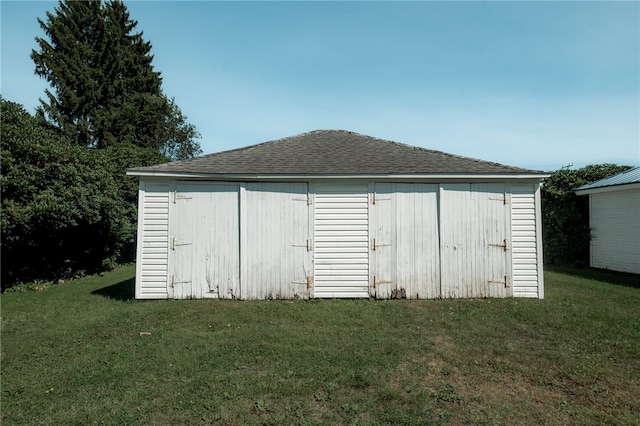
511,184,543,298
170,181,240,299
314,183,370,298
135,181,171,299
439,183,512,298
589,188,640,274
241,182,313,299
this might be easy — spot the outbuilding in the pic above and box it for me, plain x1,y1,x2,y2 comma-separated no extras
575,166,640,274
127,130,548,300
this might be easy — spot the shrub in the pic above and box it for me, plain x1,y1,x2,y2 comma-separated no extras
541,164,632,266
1,98,165,290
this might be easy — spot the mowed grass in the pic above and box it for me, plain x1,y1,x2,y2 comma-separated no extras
2,266,639,425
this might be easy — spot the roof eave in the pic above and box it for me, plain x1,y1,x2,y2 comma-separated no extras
575,182,640,195
126,170,550,181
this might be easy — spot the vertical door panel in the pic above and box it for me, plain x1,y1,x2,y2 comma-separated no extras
440,183,511,298
243,182,312,299
171,182,240,299
396,183,440,298
369,183,395,298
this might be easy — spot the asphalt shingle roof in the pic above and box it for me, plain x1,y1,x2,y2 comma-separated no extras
129,130,543,176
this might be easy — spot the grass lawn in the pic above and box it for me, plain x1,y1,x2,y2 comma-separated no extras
2,265,639,425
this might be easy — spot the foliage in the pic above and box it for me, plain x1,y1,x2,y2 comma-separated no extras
0,98,166,290
3,280,57,294
542,164,632,266
31,0,201,159
2,0,200,288
2,266,639,424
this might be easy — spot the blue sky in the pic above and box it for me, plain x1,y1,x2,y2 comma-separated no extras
2,1,639,171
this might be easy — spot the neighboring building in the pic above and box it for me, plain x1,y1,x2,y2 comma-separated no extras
575,166,640,274
127,130,548,300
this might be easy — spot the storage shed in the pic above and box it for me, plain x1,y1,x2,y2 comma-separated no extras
127,130,548,300
575,166,640,274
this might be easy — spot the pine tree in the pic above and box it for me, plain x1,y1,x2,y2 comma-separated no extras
31,0,200,159
32,0,103,146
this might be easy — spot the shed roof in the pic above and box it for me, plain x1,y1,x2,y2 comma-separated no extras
575,166,640,192
128,129,544,177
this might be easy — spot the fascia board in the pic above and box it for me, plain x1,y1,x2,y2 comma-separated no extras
126,171,550,181
575,182,640,196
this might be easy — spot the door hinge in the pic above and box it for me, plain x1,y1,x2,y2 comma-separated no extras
170,275,191,287
371,192,391,205
292,275,314,288
489,192,510,205
488,275,510,288
292,239,313,251
173,191,193,203
489,239,510,252
171,237,192,250
372,275,392,288
292,193,313,205
372,238,391,251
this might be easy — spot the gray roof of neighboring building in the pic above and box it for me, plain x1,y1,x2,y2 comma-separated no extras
128,129,544,176
576,166,640,191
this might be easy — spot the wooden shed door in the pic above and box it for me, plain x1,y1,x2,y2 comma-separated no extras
313,183,369,298
439,183,512,298
369,183,394,298
170,182,240,299
370,183,441,299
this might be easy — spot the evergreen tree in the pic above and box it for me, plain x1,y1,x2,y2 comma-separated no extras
32,0,102,146
31,0,200,159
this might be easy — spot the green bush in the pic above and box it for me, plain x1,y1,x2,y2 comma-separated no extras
541,164,631,266
1,98,165,290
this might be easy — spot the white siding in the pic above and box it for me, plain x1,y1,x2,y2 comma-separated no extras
590,188,640,274
314,183,369,298
242,182,312,299
135,181,170,299
439,183,511,298
511,184,542,298
135,178,545,300
170,182,240,299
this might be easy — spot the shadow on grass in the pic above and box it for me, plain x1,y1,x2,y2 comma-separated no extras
92,277,135,301
548,266,640,289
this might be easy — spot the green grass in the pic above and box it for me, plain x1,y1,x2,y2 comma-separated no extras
2,265,639,425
